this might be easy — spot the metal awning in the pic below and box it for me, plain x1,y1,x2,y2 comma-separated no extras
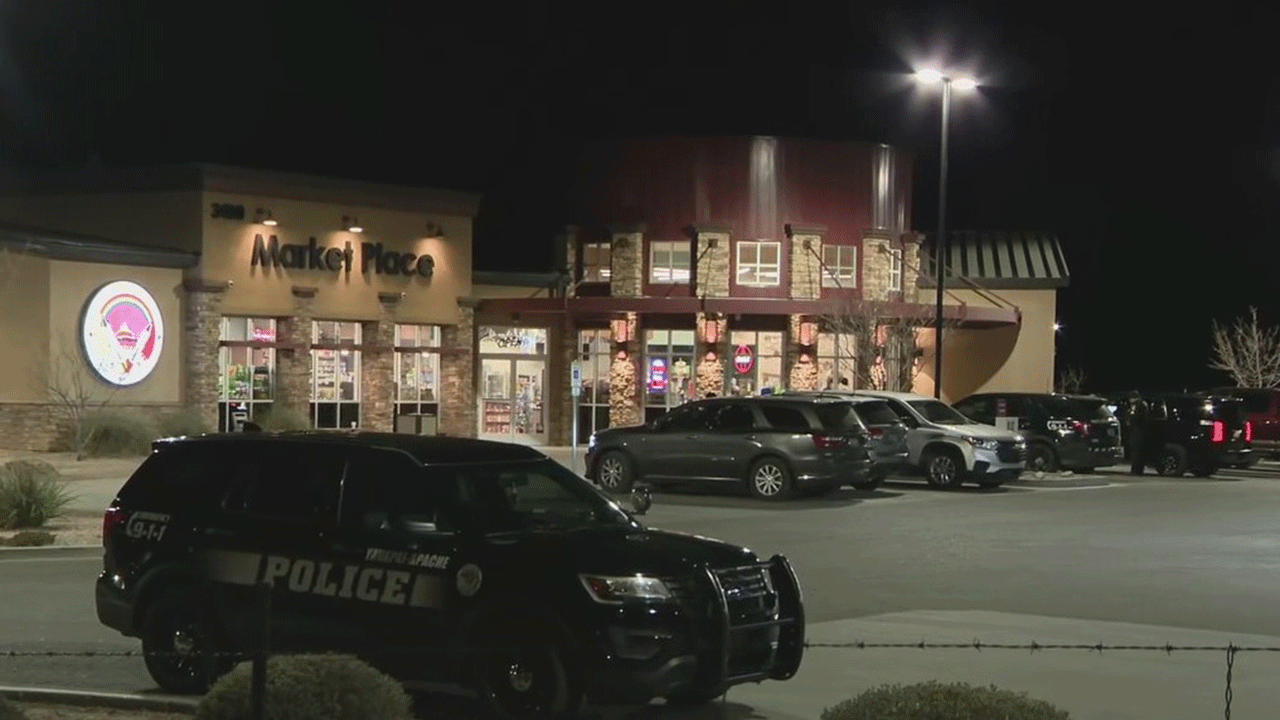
919,231,1069,290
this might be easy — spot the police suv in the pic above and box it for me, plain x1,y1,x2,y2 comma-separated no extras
95,431,805,718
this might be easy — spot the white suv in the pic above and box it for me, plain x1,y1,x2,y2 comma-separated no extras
852,390,1026,488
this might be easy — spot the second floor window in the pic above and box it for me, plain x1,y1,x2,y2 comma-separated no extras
649,241,690,284
888,248,903,292
821,244,857,288
582,242,611,282
736,241,781,287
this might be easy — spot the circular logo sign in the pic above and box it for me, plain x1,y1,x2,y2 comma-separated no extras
81,280,165,386
456,563,483,597
733,345,754,374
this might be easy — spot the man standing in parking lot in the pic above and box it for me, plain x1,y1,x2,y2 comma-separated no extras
1127,391,1150,475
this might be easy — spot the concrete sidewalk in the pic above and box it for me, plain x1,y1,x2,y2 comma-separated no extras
718,610,1280,720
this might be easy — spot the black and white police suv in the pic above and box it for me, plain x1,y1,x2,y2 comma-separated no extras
96,431,805,717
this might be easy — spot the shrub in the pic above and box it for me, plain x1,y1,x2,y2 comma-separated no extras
155,407,212,439
820,680,1071,720
253,406,312,432
195,654,412,720
4,529,56,547
80,410,157,458
0,460,74,530
0,695,29,720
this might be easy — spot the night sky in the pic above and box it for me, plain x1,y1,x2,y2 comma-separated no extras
3,1,1277,393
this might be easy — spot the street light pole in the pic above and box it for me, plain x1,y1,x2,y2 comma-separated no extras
933,77,951,400
914,68,975,401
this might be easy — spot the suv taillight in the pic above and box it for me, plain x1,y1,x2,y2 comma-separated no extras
1070,420,1089,436
102,506,127,546
811,434,849,449
1211,421,1225,443
1245,421,1253,442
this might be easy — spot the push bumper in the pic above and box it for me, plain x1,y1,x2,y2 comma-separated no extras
581,555,805,704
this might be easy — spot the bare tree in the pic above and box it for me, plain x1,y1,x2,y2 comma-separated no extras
1055,365,1087,394
32,338,118,459
1209,306,1280,388
819,299,956,393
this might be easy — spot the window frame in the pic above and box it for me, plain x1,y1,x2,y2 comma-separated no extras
735,240,782,287
821,244,858,288
648,240,691,284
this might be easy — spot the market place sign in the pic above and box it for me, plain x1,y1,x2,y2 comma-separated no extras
250,234,435,278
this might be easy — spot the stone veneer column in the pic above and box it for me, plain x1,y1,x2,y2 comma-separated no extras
787,228,824,300
549,315,577,445
899,232,924,304
275,286,317,423
861,232,895,302
438,300,477,438
182,279,229,431
694,312,726,397
608,312,641,427
359,293,400,432
787,314,819,390
694,228,730,298
609,226,644,298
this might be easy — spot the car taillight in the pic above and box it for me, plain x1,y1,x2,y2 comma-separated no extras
867,427,885,438
1211,421,1225,443
812,434,849,449
102,506,127,546
1245,421,1253,442
1070,420,1089,436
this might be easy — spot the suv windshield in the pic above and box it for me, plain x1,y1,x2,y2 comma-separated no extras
442,459,636,534
907,399,971,425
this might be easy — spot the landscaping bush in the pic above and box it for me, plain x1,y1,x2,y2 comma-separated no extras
253,406,313,432
3,529,56,547
820,680,1071,720
80,410,157,458
155,407,212,438
0,695,29,720
0,460,74,530
195,654,412,720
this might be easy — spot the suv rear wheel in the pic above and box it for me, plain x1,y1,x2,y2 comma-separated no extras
1026,443,1059,473
1157,444,1189,477
140,586,226,694
923,447,964,488
595,451,635,493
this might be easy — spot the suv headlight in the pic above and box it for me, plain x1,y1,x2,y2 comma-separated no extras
965,437,999,450
579,574,672,604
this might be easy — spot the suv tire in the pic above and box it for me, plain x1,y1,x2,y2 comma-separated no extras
747,457,794,500
475,623,579,720
1026,443,1059,473
1157,444,1189,477
140,586,226,694
923,447,964,488
595,451,635,493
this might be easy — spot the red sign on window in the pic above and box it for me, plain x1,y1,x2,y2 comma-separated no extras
733,345,754,374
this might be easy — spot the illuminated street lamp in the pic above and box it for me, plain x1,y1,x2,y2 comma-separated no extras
915,68,979,399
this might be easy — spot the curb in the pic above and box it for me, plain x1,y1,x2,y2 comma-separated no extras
0,545,100,558
0,686,197,714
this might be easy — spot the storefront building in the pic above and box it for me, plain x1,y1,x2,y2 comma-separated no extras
0,164,480,450
474,136,1070,445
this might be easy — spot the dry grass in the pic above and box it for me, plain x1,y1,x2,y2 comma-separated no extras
0,514,101,547
16,703,190,719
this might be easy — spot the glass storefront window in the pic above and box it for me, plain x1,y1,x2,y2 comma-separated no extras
394,324,441,422
644,329,695,422
576,329,612,443
218,317,276,431
478,326,547,355
312,320,361,429
817,331,859,391
727,330,785,396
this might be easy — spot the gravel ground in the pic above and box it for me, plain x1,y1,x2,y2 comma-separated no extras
15,704,188,720
1,514,101,547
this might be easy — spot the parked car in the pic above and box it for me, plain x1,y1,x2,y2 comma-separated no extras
782,391,910,488
585,395,874,500
848,390,1026,488
1208,386,1277,464
951,392,1124,473
96,431,805,714
1111,391,1253,476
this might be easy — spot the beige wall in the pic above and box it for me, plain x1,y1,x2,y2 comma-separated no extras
45,261,185,405
913,288,1058,402
0,191,202,251
0,249,50,402
202,192,472,325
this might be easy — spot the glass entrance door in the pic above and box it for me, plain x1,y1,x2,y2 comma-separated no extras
478,357,546,444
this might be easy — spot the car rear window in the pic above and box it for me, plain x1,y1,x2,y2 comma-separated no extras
1213,389,1273,414
813,402,865,432
1065,398,1115,421
759,404,814,433
851,401,900,426
1210,399,1247,424
117,445,238,511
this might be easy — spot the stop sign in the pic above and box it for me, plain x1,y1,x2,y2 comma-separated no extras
733,345,754,373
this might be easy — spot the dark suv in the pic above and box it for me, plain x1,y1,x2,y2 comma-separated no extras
952,393,1123,473
1111,392,1253,476
781,392,910,488
96,432,804,715
585,396,873,500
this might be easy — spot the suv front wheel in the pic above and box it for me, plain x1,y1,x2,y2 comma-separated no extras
923,447,965,488
747,457,795,500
